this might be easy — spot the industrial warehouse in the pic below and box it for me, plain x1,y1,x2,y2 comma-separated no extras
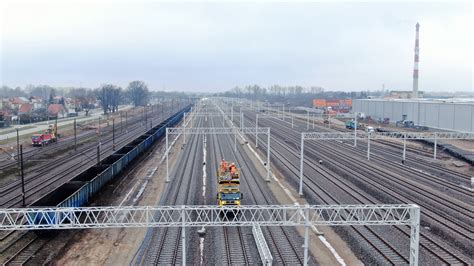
353,99,474,133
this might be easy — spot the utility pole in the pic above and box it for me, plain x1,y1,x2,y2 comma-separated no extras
16,128,20,169
74,119,77,151
354,113,358,147
20,144,26,207
55,116,58,143
98,117,101,145
143,105,148,129
120,112,123,133
97,145,101,167
112,119,115,151
125,112,128,133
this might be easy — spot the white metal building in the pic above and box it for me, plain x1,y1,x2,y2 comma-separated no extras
353,99,474,133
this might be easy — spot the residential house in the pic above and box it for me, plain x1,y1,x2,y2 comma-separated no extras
48,104,68,118
29,96,45,109
9,97,29,110
18,103,34,124
18,103,33,114
0,99,9,110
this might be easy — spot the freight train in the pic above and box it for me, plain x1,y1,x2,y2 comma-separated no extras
27,105,191,225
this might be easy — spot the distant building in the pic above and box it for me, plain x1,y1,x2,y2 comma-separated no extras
0,111,12,128
17,103,34,124
9,97,29,110
48,104,68,118
353,98,474,132
386,90,424,99
18,103,34,115
313,99,352,112
0,99,10,110
29,96,45,109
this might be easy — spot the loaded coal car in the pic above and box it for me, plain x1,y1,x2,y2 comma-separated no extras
26,105,192,228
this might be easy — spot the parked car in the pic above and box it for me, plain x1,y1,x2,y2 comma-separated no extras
366,126,375,134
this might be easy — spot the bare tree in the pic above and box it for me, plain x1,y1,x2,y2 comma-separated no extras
49,88,56,104
109,87,122,112
127,80,149,107
96,84,121,114
28,85,53,99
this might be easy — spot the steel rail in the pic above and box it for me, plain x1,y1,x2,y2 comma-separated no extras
0,108,181,208
245,113,469,265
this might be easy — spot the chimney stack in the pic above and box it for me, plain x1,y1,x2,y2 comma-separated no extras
412,22,420,98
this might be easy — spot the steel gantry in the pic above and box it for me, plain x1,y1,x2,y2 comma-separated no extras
253,225,273,265
184,113,227,135
372,131,474,161
298,131,474,196
166,127,272,182
237,106,281,131
0,204,420,266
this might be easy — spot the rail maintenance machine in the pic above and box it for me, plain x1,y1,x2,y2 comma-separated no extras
217,160,243,207
31,124,58,146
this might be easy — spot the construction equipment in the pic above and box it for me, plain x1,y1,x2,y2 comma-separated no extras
31,124,58,146
395,115,429,131
217,160,242,207
396,114,413,128
378,117,390,124
345,120,357,129
396,120,415,128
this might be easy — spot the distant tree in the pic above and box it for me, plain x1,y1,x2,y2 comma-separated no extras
67,87,87,99
49,89,56,104
59,97,65,105
28,85,53,100
109,87,122,113
0,86,27,97
31,107,48,122
127,80,149,107
68,87,96,112
96,84,115,114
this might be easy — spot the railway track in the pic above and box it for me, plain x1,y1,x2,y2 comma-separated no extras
259,117,473,227
137,115,205,265
221,227,252,265
239,111,471,264
1,106,159,182
207,118,260,265
300,114,472,185
2,233,49,265
0,106,189,265
250,111,472,204
0,106,184,208
209,116,306,264
0,106,147,171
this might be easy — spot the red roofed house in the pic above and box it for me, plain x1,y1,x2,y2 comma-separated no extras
18,103,33,115
9,97,29,110
18,103,34,124
48,104,68,118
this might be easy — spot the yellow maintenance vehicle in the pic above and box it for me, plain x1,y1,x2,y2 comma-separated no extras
217,160,242,206
31,123,58,146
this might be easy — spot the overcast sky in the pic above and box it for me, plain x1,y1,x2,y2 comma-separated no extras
0,0,472,92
